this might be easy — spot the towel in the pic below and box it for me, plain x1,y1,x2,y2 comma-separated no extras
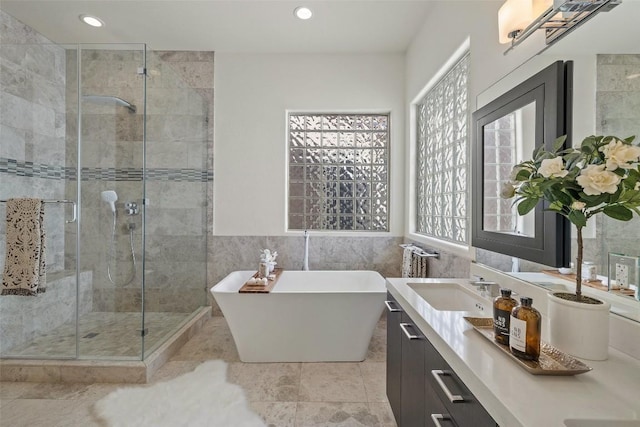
2,198,46,296
401,246,412,278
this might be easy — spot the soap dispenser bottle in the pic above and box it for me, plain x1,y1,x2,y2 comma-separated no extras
493,288,517,346
509,297,541,361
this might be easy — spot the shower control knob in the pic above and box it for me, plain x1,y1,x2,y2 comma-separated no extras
124,201,139,216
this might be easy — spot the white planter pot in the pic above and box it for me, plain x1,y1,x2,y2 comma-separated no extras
547,292,611,361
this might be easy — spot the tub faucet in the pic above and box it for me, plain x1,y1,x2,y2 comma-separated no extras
303,230,310,271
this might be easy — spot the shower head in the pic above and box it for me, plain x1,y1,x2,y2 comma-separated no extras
101,190,118,213
83,95,137,113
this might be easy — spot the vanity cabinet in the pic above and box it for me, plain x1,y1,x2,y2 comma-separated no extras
386,292,496,427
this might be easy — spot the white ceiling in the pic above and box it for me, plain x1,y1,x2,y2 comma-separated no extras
0,0,434,53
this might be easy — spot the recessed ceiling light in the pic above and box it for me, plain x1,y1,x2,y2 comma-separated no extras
294,6,312,20
79,14,104,28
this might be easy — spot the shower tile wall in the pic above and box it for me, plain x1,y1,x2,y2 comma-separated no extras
595,54,640,272
0,10,92,354
64,48,213,313
0,10,66,272
64,47,146,313
145,51,212,312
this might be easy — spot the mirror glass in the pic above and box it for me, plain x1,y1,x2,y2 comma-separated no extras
476,1,640,323
482,101,536,236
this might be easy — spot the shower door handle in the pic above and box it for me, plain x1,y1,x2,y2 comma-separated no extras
65,201,77,224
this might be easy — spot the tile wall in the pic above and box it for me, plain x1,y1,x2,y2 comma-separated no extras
0,10,92,354
0,10,67,272
595,54,640,273
64,48,213,313
207,235,469,312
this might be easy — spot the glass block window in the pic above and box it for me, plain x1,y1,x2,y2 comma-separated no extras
288,113,390,231
416,53,469,244
482,112,518,233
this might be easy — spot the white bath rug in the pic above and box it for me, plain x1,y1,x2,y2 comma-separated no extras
94,360,266,427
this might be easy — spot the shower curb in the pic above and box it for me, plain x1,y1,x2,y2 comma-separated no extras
0,306,211,383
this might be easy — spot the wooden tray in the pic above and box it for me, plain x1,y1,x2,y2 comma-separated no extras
464,317,592,376
541,270,636,296
238,268,283,293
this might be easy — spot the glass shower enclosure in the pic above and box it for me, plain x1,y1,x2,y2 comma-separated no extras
0,42,209,361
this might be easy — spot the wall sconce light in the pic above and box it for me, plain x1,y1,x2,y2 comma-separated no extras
499,0,622,54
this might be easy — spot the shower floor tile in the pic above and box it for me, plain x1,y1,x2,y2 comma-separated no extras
5,312,191,359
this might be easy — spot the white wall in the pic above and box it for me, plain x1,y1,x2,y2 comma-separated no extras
403,0,549,257
214,53,405,236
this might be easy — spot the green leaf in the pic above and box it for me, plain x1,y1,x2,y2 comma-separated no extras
568,210,587,227
552,135,567,152
517,198,539,216
548,201,564,212
624,135,636,144
553,189,573,206
532,145,543,159
603,205,633,221
515,169,531,181
581,137,598,155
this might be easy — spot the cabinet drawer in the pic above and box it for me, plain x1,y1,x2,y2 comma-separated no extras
424,338,495,427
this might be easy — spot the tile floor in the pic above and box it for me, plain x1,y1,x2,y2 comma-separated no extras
0,314,397,426
4,312,193,359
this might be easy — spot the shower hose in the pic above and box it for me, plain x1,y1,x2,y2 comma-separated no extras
106,212,137,286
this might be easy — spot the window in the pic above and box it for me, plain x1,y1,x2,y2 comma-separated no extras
288,113,390,231
483,112,518,233
415,53,469,244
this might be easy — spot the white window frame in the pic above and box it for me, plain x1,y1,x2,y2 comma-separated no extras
286,112,391,232
407,39,474,258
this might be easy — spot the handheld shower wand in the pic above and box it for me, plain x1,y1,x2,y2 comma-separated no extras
101,190,118,213
100,190,136,286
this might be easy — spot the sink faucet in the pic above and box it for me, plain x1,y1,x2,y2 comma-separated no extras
303,230,309,271
469,277,500,298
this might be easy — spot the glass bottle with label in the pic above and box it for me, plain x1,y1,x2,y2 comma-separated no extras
509,297,541,361
493,288,517,346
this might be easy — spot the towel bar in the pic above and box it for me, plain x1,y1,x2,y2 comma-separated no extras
0,199,77,223
399,243,439,259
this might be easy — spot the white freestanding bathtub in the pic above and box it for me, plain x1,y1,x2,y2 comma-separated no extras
211,270,386,362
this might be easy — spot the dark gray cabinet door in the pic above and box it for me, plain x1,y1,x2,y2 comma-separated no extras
399,312,425,426
386,293,403,425
424,336,495,427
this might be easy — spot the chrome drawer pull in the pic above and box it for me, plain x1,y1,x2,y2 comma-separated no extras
399,322,421,340
431,369,464,403
384,300,402,313
431,414,452,427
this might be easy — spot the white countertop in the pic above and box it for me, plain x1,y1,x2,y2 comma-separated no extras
386,277,640,427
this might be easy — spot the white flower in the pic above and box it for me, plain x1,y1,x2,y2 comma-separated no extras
571,201,586,210
599,139,640,170
636,182,640,191
576,164,622,196
500,182,516,199
538,156,569,178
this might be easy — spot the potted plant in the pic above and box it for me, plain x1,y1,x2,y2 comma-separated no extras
502,134,640,360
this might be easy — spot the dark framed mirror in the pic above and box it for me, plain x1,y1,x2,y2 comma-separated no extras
471,61,572,267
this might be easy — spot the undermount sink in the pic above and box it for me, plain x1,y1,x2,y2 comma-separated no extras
564,419,640,427
407,282,489,313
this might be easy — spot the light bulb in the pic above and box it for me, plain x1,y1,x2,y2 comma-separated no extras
294,7,313,20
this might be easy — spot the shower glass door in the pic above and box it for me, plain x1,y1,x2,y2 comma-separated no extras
76,44,147,360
